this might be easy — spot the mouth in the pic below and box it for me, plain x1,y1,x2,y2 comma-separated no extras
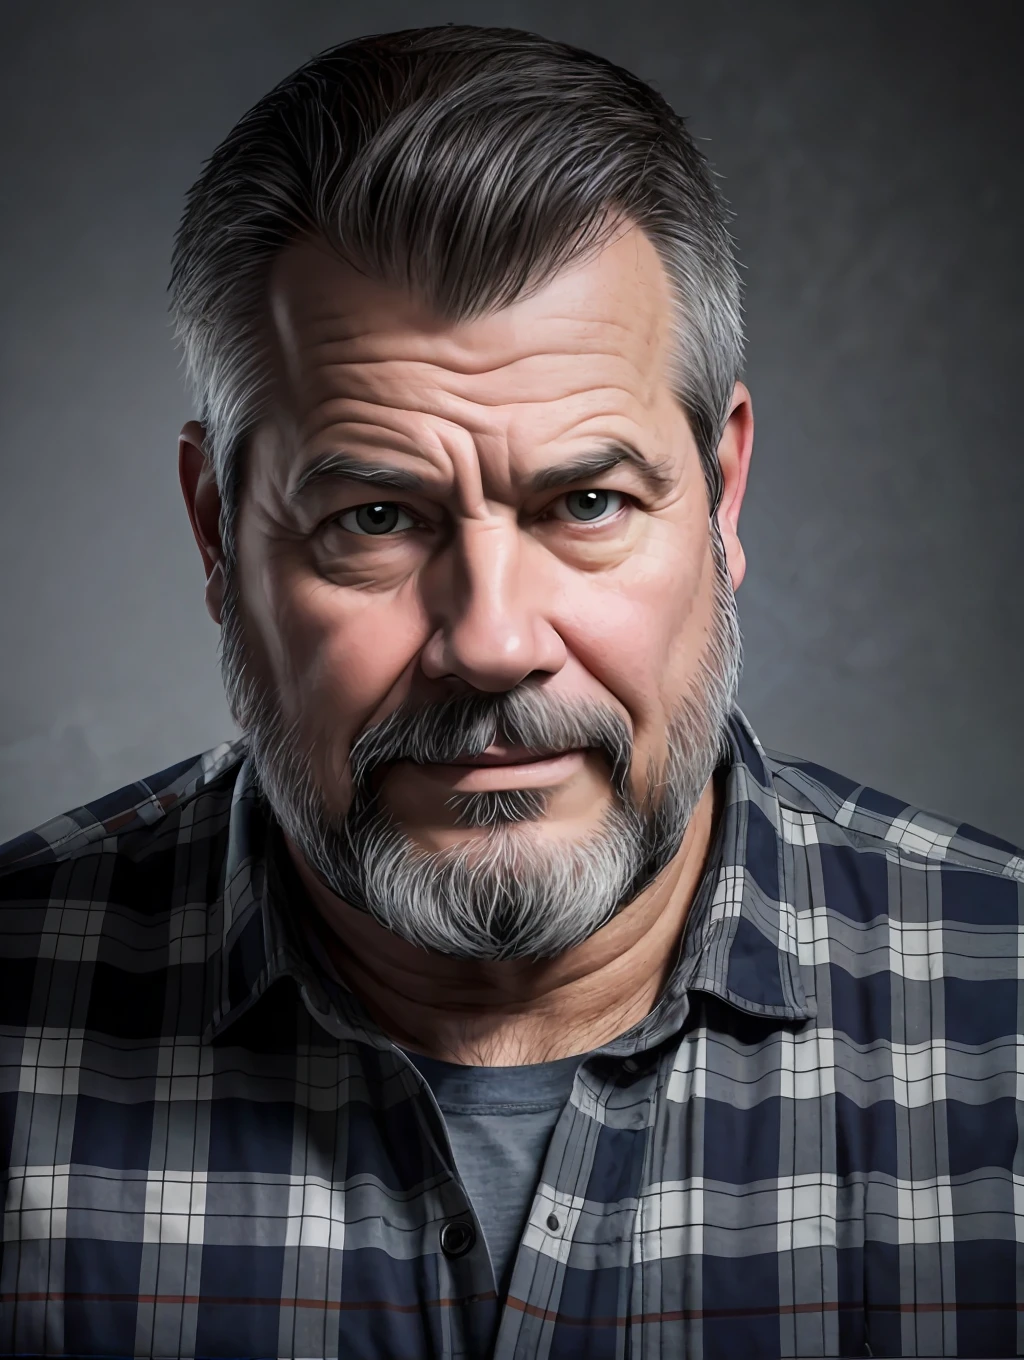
442,744,572,768
400,745,588,791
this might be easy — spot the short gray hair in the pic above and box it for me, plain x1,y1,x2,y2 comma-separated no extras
170,25,743,566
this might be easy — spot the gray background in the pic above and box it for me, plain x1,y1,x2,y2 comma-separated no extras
1,0,1021,846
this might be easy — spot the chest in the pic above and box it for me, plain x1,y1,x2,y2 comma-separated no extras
2,1029,1019,1359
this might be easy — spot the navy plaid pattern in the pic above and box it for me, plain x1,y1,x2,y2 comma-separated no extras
1,709,1022,1358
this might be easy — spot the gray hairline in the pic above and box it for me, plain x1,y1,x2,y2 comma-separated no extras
179,219,737,571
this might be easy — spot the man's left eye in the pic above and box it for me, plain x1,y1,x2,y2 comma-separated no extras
552,489,626,523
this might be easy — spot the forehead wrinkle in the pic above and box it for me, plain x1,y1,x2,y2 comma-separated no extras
273,300,671,433
274,289,669,389
291,323,662,375
268,240,679,513
290,378,675,514
301,384,656,466
294,365,660,435
270,225,676,392
286,341,657,410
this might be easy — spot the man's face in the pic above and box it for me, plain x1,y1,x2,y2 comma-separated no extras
211,224,750,959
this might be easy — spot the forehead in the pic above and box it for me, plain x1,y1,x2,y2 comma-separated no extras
265,225,676,415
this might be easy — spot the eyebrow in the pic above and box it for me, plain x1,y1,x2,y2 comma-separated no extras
290,453,426,499
526,445,675,498
289,442,676,503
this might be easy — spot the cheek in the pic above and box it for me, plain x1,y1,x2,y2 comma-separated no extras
557,529,708,714
255,565,428,746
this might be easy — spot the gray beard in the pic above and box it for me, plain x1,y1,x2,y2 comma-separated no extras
219,521,743,961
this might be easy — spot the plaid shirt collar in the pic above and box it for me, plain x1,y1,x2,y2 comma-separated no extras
204,706,813,1053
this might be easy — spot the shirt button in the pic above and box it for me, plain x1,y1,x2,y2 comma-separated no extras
546,1213,560,1232
623,1058,639,1073
439,1219,476,1258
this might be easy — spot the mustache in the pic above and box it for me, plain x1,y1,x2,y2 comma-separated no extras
348,687,634,796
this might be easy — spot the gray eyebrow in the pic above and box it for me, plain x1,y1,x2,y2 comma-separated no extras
526,444,675,498
290,452,429,500
290,442,675,503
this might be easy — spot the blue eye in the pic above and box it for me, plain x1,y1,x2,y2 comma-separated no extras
555,489,625,523
337,502,416,536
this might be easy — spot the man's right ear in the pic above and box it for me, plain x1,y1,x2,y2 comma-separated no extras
179,421,225,626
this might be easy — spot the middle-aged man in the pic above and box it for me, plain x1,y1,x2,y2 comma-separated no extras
2,25,1022,1360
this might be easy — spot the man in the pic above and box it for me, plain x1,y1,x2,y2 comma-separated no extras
1,23,1020,1360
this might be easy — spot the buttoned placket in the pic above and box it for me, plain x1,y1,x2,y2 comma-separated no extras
299,955,664,1360
489,1051,662,1360
283,885,701,1358
389,1043,504,1353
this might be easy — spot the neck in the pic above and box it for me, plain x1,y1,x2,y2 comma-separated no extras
286,773,722,1066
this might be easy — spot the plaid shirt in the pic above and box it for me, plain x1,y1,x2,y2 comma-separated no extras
2,709,1022,1359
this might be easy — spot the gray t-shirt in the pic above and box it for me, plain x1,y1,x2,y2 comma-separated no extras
404,1049,583,1299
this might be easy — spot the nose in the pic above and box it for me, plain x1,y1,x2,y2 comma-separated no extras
419,517,567,692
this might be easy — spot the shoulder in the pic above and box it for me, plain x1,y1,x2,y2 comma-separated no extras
761,743,1023,927
753,744,1023,1106
0,738,249,910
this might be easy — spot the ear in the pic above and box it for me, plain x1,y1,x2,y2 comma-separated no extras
713,381,754,592
179,421,226,625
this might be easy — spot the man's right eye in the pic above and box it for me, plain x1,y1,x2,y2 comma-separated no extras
335,503,417,536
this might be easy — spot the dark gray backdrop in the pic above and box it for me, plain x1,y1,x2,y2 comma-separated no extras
1,0,1021,846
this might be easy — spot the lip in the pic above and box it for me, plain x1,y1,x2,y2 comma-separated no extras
447,745,571,767
400,748,587,791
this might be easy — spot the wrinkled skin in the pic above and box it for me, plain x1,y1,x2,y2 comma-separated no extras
180,224,754,1062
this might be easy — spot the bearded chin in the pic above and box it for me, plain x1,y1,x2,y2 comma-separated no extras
219,525,742,962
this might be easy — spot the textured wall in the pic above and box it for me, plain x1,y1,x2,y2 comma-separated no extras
1,0,1021,845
